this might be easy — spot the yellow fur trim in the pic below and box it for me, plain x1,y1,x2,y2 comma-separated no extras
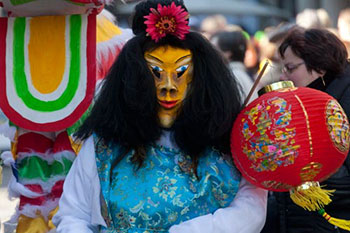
97,10,122,43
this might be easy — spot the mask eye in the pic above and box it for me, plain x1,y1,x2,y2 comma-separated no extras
150,65,163,78
176,64,189,78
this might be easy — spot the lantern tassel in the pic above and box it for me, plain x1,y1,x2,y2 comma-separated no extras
289,181,335,211
290,182,350,230
318,209,350,231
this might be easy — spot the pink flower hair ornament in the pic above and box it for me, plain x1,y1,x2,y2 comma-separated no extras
144,2,190,42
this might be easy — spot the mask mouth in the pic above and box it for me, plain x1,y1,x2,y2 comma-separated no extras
159,100,178,109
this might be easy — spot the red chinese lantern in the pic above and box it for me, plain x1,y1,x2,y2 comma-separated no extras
231,81,350,230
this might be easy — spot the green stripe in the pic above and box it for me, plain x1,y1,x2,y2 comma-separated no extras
10,0,36,5
13,15,82,112
17,156,73,181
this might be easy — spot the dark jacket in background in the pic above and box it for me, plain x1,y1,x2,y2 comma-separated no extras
261,63,350,233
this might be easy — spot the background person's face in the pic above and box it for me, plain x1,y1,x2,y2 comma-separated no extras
145,45,193,128
280,46,322,87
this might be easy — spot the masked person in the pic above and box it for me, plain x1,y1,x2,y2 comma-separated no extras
52,1,267,232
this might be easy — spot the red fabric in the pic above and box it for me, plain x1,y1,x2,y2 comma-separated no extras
0,18,9,123
50,180,64,198
52,131,74,153
19,181,64,209
17,132,53,154
91,5,104,14
19,184,44,209
231,87,349,192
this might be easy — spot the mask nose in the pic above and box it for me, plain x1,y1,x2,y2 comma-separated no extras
160,72,177,96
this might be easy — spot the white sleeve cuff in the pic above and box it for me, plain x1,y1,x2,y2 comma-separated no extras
169,177,267,233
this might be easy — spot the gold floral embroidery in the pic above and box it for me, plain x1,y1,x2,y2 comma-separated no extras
300,162,322,182
261,180,293,190
326,99,350,153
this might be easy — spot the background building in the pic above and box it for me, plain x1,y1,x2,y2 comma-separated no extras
109,0,350,35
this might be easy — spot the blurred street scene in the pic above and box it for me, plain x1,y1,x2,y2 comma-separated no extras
1,0,350,232
0,165,18,233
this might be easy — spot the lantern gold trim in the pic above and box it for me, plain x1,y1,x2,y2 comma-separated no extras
258,81,295,96
294,94,314,157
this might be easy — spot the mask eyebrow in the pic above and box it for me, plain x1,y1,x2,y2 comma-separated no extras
175,54,192,63
145,54,163,64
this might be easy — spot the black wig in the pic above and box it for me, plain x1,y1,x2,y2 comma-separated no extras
76,0,242,169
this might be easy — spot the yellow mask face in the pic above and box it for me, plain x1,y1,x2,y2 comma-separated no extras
145,45,193,128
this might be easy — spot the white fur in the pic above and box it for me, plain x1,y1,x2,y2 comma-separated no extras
98,9,116,22
96,27,133,67
0,120,16,141
16,150,76,164
15,199,60,220
99,0,114,4
8,175,43,198
1,150,14,166
19,175,67,194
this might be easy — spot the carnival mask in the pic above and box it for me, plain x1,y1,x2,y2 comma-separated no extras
144,45,193,128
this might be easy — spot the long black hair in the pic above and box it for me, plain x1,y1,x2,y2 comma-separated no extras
75,0,242,171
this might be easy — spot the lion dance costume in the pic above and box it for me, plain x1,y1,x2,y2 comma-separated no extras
0,1,132,232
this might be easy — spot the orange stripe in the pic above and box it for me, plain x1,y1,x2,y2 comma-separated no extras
28,16,66,94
